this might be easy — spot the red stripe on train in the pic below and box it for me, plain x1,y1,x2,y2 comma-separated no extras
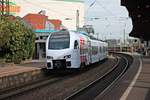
80,55,87,63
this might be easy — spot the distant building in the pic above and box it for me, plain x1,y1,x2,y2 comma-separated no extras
48,19,62,30
23,12,64,60
106,39,140,52
23,13,48,30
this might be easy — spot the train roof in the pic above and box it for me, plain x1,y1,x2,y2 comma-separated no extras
50,29,107,44
71,30,107,43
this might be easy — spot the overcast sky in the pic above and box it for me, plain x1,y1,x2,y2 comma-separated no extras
85,0,133,40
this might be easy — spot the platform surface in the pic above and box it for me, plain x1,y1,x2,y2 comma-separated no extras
95,53,146,100
0,62,45,92
126,56,150,100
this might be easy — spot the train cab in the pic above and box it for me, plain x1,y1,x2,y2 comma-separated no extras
46,30,81,69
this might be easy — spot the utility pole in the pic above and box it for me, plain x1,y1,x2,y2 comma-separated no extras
120,38,122,52
76,9,79,31
123,23,126,47
96,33,99,39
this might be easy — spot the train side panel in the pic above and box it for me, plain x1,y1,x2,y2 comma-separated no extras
70,32,81,68
79,33,91,66
90,40,100,63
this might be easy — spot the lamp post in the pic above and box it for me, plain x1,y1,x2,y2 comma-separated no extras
76,9,79,30
64,9,79,30
96,33,99,39
123,23,126,47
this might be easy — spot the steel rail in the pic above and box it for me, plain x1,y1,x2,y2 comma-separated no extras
64,54,131,100
97,54,129,98
64,56,120,100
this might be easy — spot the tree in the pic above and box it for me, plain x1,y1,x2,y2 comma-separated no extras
0,16,35,64
0,17,12,47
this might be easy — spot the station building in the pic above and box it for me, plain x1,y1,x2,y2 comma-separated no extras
23,12,64,60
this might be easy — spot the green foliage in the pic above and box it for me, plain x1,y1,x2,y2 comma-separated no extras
0,16,35,64
0,17,12,47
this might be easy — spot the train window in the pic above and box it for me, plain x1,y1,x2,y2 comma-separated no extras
48,31,70,49
74,40,79,49
103,47,105,52
105,47,107,52
92,46,98,55
99,47,101,53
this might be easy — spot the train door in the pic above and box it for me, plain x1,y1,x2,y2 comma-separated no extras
88,41,92,64
72,40,80,68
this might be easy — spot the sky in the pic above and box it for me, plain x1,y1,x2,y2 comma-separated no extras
12,0,133,40
85,0,133,40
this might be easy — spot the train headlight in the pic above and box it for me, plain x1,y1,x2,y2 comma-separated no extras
47,56,53,59
64,55,71,59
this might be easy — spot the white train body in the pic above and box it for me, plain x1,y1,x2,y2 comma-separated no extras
46,30,108,69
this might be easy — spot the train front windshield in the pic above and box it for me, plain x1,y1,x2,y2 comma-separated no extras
48,31,70,50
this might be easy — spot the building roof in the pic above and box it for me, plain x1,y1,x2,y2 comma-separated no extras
23,13,64,32
23,13,48,30
48,19,62,30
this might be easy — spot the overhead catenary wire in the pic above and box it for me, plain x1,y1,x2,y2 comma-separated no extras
85,0,114,27
86,0,115,17
89,0,97,7
96,0,115,16
86,0,130,24
84,0,132,41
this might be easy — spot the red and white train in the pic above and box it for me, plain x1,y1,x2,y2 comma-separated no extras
46,30,108,69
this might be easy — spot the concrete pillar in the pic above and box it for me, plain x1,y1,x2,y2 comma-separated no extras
143,40,150,56
36,43,40,59
147,40,150,56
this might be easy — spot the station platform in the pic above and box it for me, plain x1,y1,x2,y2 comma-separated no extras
0,62,45,94
95,53,150,100
125,56,150,100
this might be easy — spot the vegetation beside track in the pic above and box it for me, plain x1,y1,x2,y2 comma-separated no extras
0,16,35,64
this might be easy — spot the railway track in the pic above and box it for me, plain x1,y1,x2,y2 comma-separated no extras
64,53,133,100
0,53,132,100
